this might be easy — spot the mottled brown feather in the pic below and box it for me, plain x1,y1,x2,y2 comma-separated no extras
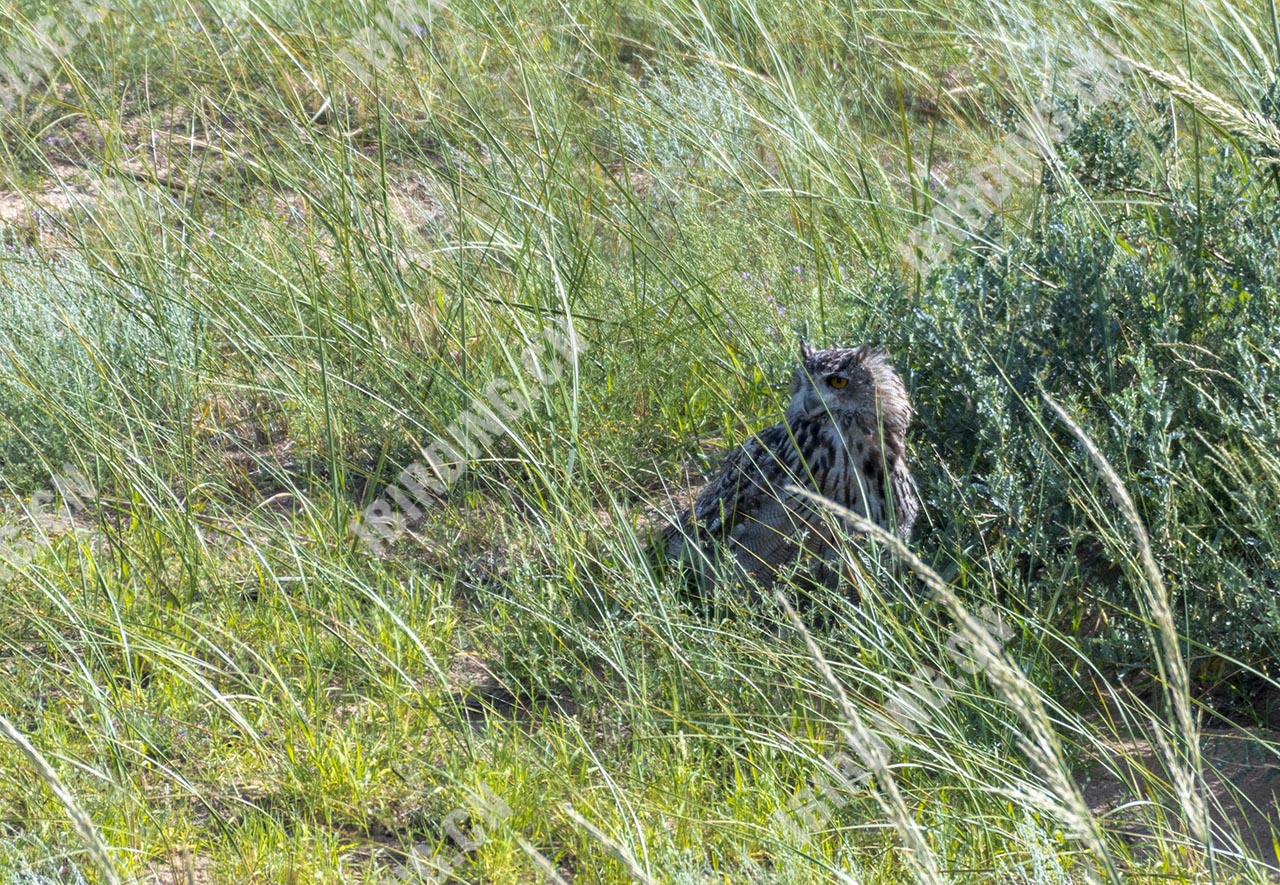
665,344,917,588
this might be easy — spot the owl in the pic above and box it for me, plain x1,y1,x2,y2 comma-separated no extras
665,342,917,589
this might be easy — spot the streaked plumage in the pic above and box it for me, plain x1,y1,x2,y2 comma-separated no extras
665,343,917,588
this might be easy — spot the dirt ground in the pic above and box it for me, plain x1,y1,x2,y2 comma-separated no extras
1083,724,1280,871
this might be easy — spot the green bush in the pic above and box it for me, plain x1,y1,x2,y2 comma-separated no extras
860,97,1280,665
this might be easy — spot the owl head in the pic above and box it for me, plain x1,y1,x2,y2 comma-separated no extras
786,341,913,440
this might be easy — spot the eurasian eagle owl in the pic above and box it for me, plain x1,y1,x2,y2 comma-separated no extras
665,342,917,589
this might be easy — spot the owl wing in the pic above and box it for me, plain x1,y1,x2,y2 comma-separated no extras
667,422,798,550
889,458,919,540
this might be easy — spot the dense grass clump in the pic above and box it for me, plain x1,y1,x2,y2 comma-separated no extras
2,0,1280,881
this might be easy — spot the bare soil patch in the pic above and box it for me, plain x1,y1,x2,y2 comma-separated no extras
1083,727,1280,870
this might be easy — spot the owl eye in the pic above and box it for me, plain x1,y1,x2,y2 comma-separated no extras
827,375,849,389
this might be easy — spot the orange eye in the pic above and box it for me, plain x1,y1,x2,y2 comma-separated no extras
827,375,848,389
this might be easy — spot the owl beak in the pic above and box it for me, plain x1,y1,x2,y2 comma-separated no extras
802,382,825,416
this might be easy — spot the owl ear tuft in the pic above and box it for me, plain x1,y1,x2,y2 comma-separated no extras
799,337,814,362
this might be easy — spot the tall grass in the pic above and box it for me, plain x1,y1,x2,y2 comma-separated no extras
0,0,1278,880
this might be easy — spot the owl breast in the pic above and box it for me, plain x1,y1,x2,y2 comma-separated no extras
795,419,881,521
